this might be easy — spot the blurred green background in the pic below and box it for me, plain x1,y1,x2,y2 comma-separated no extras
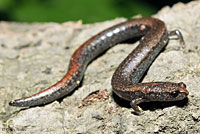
0,0,191,23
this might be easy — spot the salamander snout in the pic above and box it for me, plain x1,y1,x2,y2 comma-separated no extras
179,82,186,88
178,82,189,95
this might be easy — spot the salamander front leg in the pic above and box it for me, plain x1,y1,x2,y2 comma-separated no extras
130,98,145,115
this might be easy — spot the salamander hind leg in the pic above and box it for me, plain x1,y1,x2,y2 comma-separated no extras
168,30,185,47
130,98,145,115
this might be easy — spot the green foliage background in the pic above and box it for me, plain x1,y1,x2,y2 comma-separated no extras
0,0,191,23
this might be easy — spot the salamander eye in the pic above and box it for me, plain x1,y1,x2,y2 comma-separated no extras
170,91,179,97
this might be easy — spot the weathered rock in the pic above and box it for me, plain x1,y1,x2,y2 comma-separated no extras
0,1,200,133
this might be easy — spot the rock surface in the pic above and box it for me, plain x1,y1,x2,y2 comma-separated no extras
1,1,200,134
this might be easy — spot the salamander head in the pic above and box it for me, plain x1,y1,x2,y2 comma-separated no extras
167,82,189,101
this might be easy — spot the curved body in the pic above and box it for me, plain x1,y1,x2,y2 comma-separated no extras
9,17,189,114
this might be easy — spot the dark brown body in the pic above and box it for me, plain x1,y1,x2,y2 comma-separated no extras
9,18,189,114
